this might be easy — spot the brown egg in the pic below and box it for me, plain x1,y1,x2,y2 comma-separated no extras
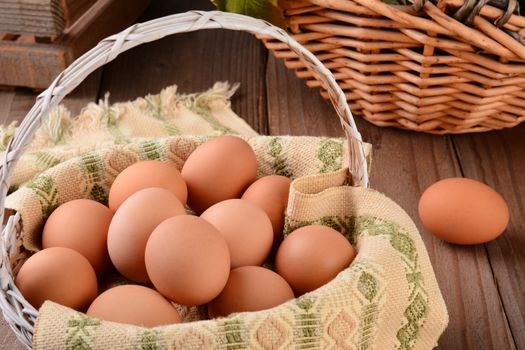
15,247,97,310
242,175,291,244
108,160,187,211
200,199,273,268
87,285,181,327
181,136,257,214
418,177,509,244
107,187,186,282
42,199,113,276
145,215,230,306
208,266,294,318
275,225,356,295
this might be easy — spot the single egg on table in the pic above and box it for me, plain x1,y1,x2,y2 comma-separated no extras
15,247,98,311
275,225,356,295
145,215,231,306
108,160,187,211
242,175,291,245
42,199,113,276
208,266,294,318
87,285,181,327
418,177,509,244
181,136,257,214
107,187,186,283
201,199,273,268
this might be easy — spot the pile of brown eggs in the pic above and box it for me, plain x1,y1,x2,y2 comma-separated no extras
15,136,357,327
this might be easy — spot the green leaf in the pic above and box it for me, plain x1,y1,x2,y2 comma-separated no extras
211,0,226,10
211,0,287,29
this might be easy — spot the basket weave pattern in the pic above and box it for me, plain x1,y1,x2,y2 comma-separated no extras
263,0,525,134
0,11,371,349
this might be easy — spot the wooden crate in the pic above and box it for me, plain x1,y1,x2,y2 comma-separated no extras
0,0,98,37
0,0,151,89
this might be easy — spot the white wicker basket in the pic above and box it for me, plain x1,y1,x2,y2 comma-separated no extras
0,11,368,348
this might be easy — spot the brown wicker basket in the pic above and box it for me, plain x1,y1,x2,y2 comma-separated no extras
262,0,525,134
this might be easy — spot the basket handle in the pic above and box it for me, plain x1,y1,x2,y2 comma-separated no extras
0,11,369,213
452,0,519,26
413,0,520,26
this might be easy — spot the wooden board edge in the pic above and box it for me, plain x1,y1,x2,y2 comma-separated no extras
60,0,153,58
0,0,151,89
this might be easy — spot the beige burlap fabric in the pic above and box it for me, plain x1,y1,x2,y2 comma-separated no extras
1,82,257,191
32,168,448,349
5,82,372,253
6,134,370,253
4,84,447,349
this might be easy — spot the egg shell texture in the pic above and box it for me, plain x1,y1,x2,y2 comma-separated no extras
275,225,356,295
241,175,291,245
200,199,273,268
87,285,181,327
15,247,98,310
208,266,294,318
145,215,231,306
181,136,257,214
42,199,113,276
108,160,187,211
107,187,186,282
418,177,509,244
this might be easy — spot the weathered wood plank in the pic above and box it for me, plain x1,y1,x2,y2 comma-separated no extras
98,18,268,133
0,90,15,125
266,54,343,136
265,51,516,349
3,70,102,127
452,126,525,349
63,0,99,28
61,0,151,58
0,0,150,89
0,0,98,36
0,61,102,350
0,40,67,89
59,69,103,116
0,90,26,350
0,317,24,350
4,88,41,123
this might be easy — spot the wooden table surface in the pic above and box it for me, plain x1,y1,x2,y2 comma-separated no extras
1,0,524,349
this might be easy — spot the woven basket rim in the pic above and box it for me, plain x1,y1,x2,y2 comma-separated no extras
0,10,369,349
274,0,525,134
